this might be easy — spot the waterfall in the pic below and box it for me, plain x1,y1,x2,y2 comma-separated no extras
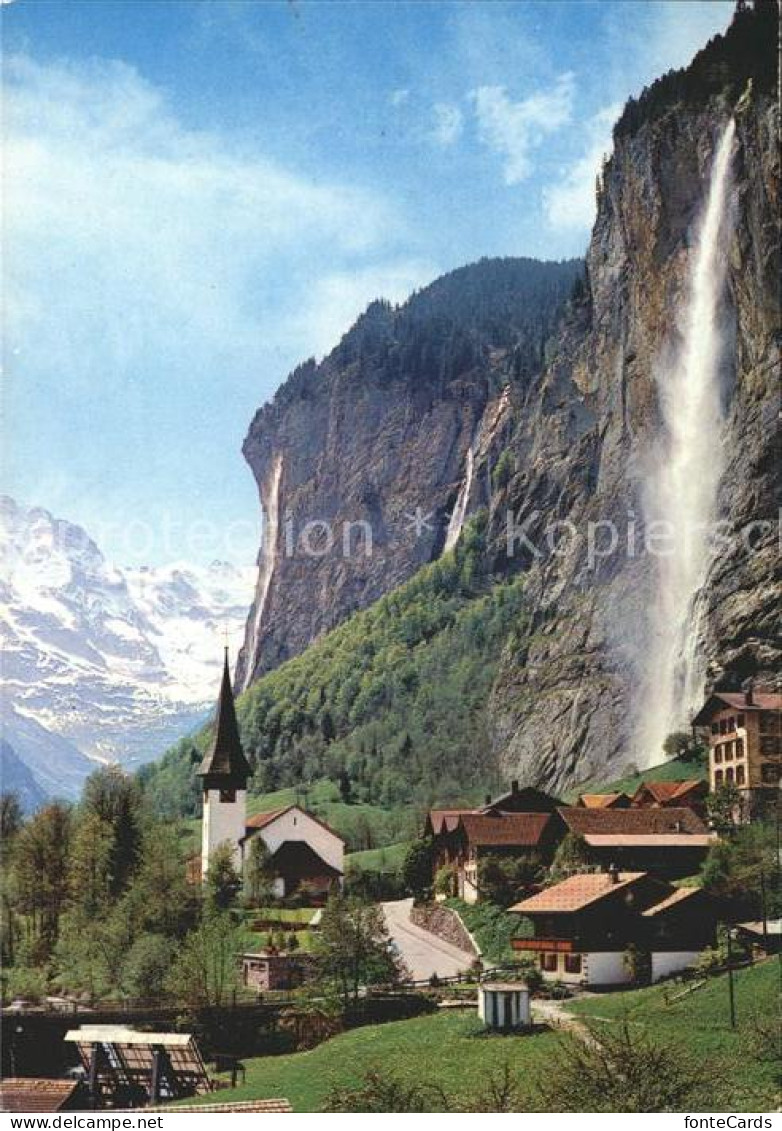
636,119,736,766
444,443,475,552
241,453,283,691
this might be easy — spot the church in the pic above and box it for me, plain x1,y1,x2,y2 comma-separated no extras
197,652,344,899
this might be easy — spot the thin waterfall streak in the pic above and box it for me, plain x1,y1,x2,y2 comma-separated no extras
636,119,736,766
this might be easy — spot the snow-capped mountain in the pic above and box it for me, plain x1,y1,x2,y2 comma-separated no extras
0,496,255,799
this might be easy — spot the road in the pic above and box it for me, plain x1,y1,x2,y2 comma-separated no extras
382,898,477,982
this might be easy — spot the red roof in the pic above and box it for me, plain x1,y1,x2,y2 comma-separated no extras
457,811,553,847
692,691,781,725
557,805,708,837
245,805,345,843
245,806,290,830
633,780,706,805
510,872,646,913
0,1080,79,1113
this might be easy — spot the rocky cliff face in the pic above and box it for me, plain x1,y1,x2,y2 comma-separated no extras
237,4,779,792
236,259,580,689
483,16,779,791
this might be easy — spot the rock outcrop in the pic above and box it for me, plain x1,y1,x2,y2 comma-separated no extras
236,259,580,689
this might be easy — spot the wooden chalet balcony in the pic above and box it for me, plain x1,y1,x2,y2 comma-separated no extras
512,938,573,953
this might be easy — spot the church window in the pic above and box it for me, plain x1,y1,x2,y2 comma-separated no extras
220,788,236,802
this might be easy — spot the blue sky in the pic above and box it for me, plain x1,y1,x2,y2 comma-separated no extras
2,0,734,566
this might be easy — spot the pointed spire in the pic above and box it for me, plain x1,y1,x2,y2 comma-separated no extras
197,649,252,783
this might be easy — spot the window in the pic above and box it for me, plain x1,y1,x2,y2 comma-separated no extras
713,746,723,764
760,736,781,757
737,714,745,728
541,952,558,972
715,770,724,786
736,764,746,786
761,763,781,784
728,716,736,732
736,738,744,757
720,719,728,735
564,953,582,975
711,722,719,735
724,742,734,761
726,767,735,784
220,788,236,802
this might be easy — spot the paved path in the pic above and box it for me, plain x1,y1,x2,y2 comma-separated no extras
382,898,476,982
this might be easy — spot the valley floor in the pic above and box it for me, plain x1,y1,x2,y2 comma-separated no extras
173,960,780,1113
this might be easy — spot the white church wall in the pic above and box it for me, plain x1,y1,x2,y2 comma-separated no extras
202,787,247,876
255,806,344,874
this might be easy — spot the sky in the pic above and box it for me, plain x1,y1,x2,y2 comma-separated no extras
2,0,734,567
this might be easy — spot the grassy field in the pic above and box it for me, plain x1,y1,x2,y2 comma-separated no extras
569,959,781,1111
178,1011,559,1112
346,842,410,872
174,960,780,1112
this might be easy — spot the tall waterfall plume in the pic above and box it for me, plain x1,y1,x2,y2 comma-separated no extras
636,119,736,766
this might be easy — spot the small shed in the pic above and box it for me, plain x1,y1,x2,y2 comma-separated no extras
478,982,531,1031
240,949,308,991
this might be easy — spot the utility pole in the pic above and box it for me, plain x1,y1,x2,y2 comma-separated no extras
726,925,736,1029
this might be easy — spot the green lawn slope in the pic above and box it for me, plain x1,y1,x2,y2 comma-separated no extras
569,959,780,1111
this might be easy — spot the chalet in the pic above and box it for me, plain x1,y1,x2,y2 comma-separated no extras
555,806,714,880
692,688,782,821
196,652,344,896
510,869,716,986
426,782,563,903
630,779,708,817
577,792,631,809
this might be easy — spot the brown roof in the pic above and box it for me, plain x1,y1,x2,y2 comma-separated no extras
558,806,708,837
271,839,343,879
197,651,252,782
509,872,646,913
584,834,714,848
0,1079,79,1113
155,1100,293,1113
427,809,472,834
244,804,346,843
692,691,782,725
640,887,701,916
578,792,629,809
458,811,553,847
246,806,290,830
633,780,706,804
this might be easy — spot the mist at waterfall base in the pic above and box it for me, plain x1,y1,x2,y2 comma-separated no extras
634,119,736,769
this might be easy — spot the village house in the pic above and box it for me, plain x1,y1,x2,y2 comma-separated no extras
693,687,782,821
510,869,716,987
197,652,344,896
555,805,714,879
425,783,563,902
630,779,708,817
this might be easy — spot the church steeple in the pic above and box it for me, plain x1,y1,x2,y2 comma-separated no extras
197,649,251,788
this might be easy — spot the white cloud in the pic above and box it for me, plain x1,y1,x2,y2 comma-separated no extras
3,53,421,400
470,73,574,185
431,102,464,147
390,88,410,107
543,104,621,233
